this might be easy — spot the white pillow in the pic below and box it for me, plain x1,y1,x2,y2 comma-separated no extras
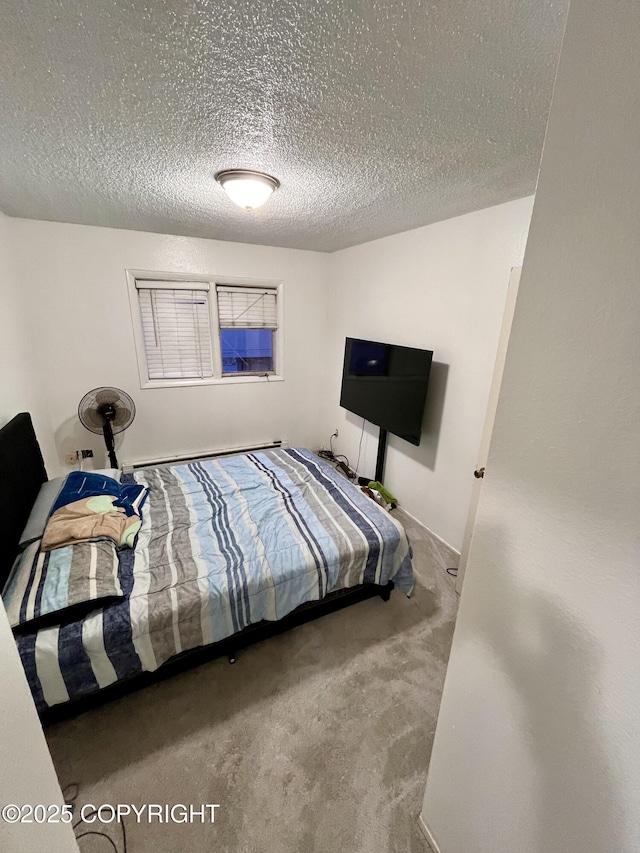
19,478,65,548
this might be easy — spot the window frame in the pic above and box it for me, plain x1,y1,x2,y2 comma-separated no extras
127,270,284,389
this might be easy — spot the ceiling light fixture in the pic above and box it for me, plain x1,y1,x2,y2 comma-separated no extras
214,169,280,211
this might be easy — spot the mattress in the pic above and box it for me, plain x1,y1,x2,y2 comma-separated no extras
16,448,413,713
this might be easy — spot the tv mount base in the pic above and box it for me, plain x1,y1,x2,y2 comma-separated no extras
375,427,388,482
357,426,388,485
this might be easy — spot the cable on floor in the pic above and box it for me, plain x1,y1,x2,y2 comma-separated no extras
64,782,128,853
75,830,120,852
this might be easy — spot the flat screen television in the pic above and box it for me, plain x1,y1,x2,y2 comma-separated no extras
339,337,433,446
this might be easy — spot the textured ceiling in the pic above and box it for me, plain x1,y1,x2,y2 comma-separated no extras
0,0,567,252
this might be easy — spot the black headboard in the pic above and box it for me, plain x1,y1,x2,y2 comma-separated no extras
0,413,47,590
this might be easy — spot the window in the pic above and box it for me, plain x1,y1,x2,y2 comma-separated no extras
217,285,277,375
128,273,282,388
136,281,213,380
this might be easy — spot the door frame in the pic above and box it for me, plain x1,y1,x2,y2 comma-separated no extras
455,265,522,594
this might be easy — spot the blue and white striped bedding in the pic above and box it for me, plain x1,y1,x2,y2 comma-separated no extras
16,448,413,713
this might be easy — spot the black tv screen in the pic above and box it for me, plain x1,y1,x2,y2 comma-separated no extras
340,337,433,446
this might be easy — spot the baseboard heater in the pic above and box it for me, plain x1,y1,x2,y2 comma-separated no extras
122,440,285,473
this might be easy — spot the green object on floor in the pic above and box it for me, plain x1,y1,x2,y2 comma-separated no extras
367,481,397,505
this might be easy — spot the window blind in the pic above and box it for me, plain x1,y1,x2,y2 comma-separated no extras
216,285,278,329
136,282,213,380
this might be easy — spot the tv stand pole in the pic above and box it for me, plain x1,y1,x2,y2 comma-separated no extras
375,428,388,482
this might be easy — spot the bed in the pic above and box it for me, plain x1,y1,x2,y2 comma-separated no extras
1,413,414,723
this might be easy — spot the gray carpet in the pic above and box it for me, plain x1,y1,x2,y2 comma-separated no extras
45,510,458,853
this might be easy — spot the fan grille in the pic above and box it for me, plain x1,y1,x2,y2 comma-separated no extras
78,387,136,435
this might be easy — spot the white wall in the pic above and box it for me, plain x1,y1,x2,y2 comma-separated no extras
0,606,78,852
0,211,32,416
0,214,77,852
325,197,533,550
421,0,640,851
7,203,533,552
0,213,56,461
9,219,330,476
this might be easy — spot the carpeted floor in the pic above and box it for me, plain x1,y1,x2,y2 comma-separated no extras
45,510,459,853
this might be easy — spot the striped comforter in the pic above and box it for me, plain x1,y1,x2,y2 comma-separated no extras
17,448,413,712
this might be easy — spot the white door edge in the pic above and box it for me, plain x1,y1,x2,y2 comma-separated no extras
455,265,522,594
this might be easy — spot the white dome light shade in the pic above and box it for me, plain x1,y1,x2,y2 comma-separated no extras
215,169,280,210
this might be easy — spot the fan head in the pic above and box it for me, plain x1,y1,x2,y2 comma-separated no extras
78,387,136,435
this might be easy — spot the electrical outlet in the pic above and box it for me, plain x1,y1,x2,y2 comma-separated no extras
65,451,78,465
333,428,339,438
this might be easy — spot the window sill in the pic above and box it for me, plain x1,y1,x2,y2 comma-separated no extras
139,374,284,390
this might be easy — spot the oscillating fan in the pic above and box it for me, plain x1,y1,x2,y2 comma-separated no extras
78,387,136,469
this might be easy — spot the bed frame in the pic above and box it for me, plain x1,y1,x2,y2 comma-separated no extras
0,413,393,725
